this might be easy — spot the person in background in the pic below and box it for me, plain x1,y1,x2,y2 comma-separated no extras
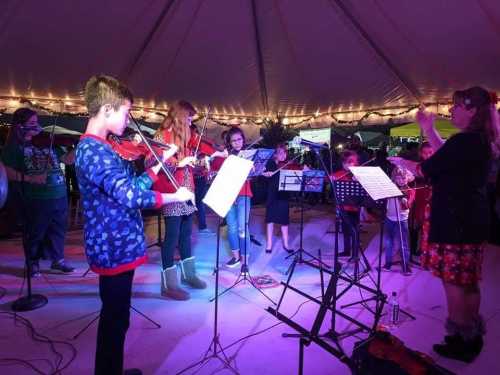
152,101,208,300
409,142,434,262
382,167,415,275
262,144,293,254
1,107,75,276
223,126,253,271
190,123,216,235
330,150,360,260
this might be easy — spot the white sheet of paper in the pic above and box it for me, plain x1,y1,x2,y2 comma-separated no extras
202,155,253,218
348,166,402,201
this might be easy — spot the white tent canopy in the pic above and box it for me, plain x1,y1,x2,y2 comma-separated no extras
2,0,500,119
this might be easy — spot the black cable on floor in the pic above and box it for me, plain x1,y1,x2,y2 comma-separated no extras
0,311,77,375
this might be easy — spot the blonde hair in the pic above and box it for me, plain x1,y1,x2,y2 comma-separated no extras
391,167,414,184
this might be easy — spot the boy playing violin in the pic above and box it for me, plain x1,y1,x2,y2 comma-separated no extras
75,75,193,375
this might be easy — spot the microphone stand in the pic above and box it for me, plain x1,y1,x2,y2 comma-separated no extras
12,132,48,312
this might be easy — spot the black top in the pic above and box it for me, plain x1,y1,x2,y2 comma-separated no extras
421,132,491,244
265,159,290,225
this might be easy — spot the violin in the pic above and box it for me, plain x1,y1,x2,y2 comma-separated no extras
108,132,174,161
31,131,80,148
367,331,440,375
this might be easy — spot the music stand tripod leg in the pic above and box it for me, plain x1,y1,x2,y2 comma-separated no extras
214,195,276,305
177,217,238,375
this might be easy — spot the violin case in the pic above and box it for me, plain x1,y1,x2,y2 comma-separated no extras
351,331,455,375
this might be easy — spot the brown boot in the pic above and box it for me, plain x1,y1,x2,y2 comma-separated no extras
161,266,190,300
180,257,207,289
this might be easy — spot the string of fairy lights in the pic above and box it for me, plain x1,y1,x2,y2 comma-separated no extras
0,94,456,128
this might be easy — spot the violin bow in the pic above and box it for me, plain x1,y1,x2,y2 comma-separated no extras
268,154,302,176
129,113,180,190
193,105,212,157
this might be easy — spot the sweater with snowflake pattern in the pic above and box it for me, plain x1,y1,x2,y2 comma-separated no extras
75,134,162,275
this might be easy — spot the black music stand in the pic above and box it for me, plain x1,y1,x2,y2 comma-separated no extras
179,154,261,374
70,305,161,340
334,169,415,322
145,209,163,249
267,167,416,372
333,180,373,281
279,170,328,275
177,216,237,374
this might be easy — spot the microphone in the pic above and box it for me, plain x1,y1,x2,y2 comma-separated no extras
291,136,328,149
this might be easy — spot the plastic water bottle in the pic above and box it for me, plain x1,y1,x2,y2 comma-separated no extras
389,291,400,326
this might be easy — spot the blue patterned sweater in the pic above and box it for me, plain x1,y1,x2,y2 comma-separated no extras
75,135,162,275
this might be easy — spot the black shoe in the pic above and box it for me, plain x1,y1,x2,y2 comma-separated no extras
30,262,41,277
402,267,412,276
433,335,483,363
381,263,392,272
226,257,241,268
198,228,215,235
338,251,351,257
283,247,293,254
50,260,75,273
265,248,272,253
241,264,249,276
124,369,143,375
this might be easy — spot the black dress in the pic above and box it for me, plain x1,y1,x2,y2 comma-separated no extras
265,159,290,225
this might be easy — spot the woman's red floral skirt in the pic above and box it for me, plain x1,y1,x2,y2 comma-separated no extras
420,191,484,286
421,242,484,286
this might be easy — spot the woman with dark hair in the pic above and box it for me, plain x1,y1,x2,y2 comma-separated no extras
390,86,500,362
1,108,74,275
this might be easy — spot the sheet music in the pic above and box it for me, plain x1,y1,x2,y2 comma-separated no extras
203,155,253,218
238,148,274,176
348,166,402,201
278,169,325,192
279,170,303,191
